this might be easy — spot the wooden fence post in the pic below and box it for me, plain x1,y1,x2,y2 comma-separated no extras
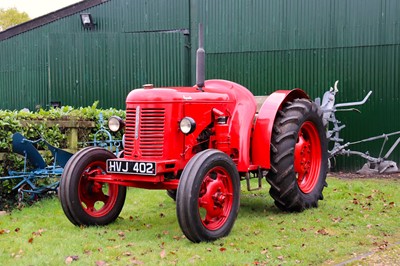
19,120,96,152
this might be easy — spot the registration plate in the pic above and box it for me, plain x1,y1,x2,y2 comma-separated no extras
106,160,156,176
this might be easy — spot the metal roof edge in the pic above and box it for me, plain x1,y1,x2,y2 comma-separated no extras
0,0,110,41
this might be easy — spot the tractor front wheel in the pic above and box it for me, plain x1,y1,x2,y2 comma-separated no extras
59,147,126,225
176,149,240,242
267,99,328,212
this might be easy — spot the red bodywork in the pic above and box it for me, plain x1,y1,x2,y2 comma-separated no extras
252,89,309,169
93,80,309,190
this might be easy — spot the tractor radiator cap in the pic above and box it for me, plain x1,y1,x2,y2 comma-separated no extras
143,84,154,89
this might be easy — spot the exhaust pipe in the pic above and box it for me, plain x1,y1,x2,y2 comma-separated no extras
196,24,205,91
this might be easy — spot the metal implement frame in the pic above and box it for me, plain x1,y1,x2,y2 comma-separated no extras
79,113,123,155
318,81,400,174
0,133,73,198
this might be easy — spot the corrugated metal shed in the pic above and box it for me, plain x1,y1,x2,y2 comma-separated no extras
0,0,190,109
0,0,399,170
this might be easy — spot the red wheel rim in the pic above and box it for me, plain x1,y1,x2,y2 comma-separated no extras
198,166,234,230
78,161,119,217
294,121,322,193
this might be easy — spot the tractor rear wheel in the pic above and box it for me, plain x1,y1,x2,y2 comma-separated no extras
59,147,126,225
176,149,240,242
267,99,328,212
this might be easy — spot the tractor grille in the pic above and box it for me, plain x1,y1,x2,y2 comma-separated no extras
125,107,165,158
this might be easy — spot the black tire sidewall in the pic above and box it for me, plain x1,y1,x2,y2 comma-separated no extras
60,146,94,225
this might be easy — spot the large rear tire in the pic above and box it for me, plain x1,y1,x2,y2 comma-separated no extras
176,149,240,242
267,99,328,212
59,147,126,225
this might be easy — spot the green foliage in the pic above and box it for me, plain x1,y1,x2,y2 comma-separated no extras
0,7,30,31
0,102,125,150
0,178,399,265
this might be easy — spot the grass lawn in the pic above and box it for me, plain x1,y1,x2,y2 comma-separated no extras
0,176,399,265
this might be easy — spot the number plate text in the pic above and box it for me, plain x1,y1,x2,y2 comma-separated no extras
106,160,156,176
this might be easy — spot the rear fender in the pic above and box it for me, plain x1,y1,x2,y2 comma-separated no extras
251,89,309,169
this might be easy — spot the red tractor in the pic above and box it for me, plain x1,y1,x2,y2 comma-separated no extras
59,26,328,243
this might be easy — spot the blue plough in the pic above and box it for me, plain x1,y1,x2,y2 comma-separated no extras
0,133,73,197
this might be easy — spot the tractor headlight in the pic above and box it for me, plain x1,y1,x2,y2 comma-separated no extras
180,117,196,134
108,116,125,132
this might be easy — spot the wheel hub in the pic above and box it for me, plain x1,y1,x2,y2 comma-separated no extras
78,162,118,217
294,121,322,193
212,190,226,208
295,135,312,179
199,178,225,218
198,169,233,230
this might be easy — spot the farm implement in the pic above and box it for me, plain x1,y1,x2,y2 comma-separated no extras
0,133,73,199
318,81,400,174
79,113,123,155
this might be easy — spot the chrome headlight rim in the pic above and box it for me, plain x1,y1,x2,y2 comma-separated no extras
180,117,196,135
108,116,124,132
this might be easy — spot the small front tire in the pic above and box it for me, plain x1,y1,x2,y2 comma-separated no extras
59,147,126,226
176,149,240,242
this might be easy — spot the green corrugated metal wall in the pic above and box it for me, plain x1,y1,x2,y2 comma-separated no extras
49,32,189,108
0,0,399,170
0,32,48,109
192,0,400,170
0,0,190,109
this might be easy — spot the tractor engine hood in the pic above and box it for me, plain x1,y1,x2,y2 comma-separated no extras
126,79,257,172
126,81,233,104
